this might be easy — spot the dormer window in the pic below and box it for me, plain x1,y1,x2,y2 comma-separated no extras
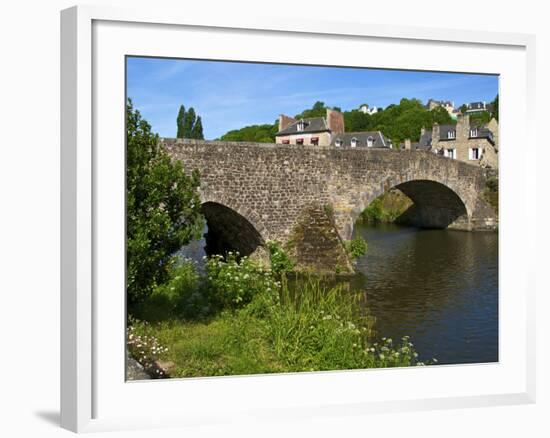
335,139,342,147
470,128,478,137
367,136,374,147
351,137,358,148
297,121,305,132
447,130,456,139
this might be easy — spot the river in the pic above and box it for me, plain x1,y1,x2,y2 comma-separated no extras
178,223,499,366
351,222,498,365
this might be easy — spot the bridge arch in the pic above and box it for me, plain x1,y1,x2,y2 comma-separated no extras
200,201,266,258
341,177,472,240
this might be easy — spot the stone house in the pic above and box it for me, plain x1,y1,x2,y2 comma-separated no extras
358,103,378,115
465,101,488,113
275,108,390,148
427,99,456,118
404,113,499,168
275,109,345,146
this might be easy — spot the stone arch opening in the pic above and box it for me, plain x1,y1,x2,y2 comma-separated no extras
391,179,469,229
201,202,265,257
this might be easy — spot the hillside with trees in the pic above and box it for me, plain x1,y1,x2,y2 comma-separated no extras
220,123,278,143
217,95,498,145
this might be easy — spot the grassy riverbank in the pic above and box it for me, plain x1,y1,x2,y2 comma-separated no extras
128,248,424,378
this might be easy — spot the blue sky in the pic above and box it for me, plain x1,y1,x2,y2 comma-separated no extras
126,57,498,140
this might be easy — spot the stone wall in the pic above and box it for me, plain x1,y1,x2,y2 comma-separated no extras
162,139,497,272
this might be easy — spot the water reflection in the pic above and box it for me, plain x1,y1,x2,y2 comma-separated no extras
352,223,498,365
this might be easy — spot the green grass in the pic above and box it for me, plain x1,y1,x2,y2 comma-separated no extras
128,257,425,378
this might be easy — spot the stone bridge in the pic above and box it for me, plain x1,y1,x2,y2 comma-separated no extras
163,139,497,273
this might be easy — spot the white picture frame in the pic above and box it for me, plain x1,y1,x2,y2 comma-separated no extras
60,4,537,433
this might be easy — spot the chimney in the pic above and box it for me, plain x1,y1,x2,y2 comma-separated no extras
404,139,412,150
278,114,296,132
326,109,345,134
432,122,440,138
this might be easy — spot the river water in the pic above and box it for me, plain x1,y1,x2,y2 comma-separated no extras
351,223,498,365
179,223,499,366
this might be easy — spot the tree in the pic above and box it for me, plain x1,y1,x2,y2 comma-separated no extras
191,116,204,139
176,105,186,138
127,99,205,306
182,107,196,137
177,105,206,139
220,123,278,143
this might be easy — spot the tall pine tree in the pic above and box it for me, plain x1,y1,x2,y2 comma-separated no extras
191,116,204,139
176,105,186,138
182,107,196,138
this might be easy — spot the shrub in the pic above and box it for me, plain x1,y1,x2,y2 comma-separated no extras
344,236,368,259
130,260,213,321
126,99,205,306
267,241,295,277
205,252,281,309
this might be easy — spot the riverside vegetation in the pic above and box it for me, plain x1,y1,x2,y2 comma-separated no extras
128,246,426,378
126,100,427,379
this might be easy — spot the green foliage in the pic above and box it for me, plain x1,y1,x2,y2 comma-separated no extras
359,190,413,223
205,252,281,309
220,123,278,143
126,99,205,306
364,98,454,145
344,236,368,259
176,105,204,139
127,275,426,377
267,241,295,276
469,110,491,126
130,260,215,322
343,110,371,132
176,105,185,138
190,116,204,140
294,100,329,119
220,97,458,147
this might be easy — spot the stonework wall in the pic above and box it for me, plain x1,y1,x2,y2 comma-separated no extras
163,139,496,242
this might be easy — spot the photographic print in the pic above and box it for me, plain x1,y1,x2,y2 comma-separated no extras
125,57,499,380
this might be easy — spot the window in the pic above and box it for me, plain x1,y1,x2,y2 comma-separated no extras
447,130,456,139
335,139,342,147
445,148,455,159
469,147,480,160
367,136,374,147
296,138,304,145
311,137,319,146
470,128,478,137
297,121,305,132
282,139,290,144
351,137,358,148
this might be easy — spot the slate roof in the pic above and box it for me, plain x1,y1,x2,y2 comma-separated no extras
330,131,389,148
416,130,433,150
437,125,457,141
276,117,328,136
466,101,486,111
